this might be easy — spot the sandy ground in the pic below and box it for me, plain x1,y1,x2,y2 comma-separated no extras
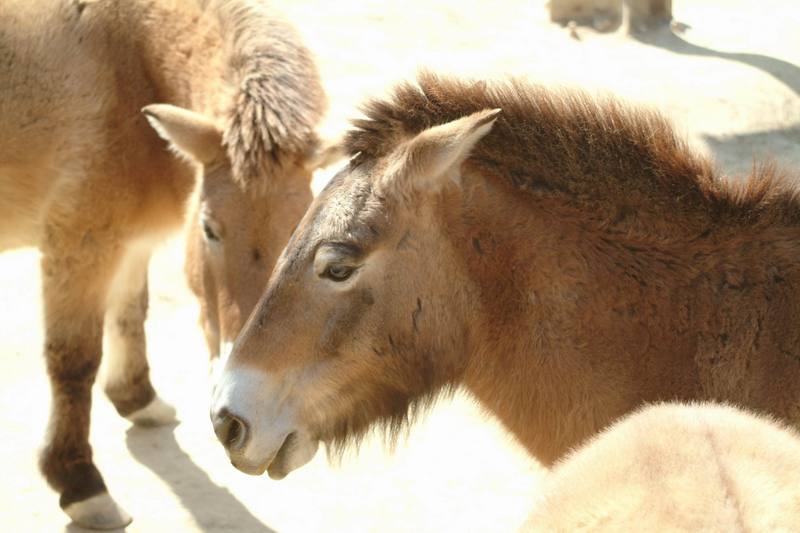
2,1,800,531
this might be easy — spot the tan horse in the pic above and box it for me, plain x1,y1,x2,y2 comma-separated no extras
211,72,800,483
523,402,800,531
1,0,329,528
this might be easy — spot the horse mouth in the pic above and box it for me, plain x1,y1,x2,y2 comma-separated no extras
227,431,296,478
229,455,267,476
266,432,297,480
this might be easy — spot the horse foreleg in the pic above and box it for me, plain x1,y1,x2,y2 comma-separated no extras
38,249,132,529
102,246,176,426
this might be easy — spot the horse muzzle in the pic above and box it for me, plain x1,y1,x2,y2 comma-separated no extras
210,366,318,478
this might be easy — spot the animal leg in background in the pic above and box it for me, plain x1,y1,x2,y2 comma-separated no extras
38,236,132,529
103,246,176,425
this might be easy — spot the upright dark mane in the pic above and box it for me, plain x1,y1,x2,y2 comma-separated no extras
347,72,800,234
207,0,326,187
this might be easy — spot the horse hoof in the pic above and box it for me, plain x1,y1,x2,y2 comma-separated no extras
64,492,132,530
126,395,177,426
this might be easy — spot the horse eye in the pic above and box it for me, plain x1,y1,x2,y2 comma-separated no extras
202,220,220,242
323,264,355,282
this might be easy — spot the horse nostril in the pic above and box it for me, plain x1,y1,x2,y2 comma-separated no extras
213,408,250,452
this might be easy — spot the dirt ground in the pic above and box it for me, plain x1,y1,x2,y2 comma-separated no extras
1,1,799,531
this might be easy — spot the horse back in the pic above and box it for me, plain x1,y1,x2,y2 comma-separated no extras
0,0,190,249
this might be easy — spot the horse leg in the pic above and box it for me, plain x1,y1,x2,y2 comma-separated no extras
103,246,176,425
38,248,131,529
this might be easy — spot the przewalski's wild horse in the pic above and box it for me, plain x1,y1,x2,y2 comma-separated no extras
1,0,330,527
211,72,800,482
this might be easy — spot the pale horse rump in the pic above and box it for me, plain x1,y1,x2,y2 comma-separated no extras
523,402,800,532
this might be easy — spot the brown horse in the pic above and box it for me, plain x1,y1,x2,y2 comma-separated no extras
1,0,329,527
523,402,800,531
211,72,800,484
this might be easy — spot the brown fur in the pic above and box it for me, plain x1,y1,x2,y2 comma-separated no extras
347,72,800,237
208,0,326,186
1,0,324,525
217,72,800,480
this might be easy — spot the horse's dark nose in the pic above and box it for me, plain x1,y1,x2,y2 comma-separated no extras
212,408,250,453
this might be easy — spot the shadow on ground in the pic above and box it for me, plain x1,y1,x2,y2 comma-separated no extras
634,25,800,175
633,25,800,98
703,126,800,176
124,425,276,533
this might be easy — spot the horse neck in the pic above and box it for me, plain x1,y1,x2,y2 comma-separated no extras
131,1,228,117
443,170,632,464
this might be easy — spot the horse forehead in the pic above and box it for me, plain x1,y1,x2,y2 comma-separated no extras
313,173,376,238
275,171,377,277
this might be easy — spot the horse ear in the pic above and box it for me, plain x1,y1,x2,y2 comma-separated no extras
382,108,501,197
305,137,346,171
142,104,223,165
